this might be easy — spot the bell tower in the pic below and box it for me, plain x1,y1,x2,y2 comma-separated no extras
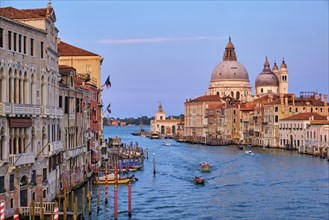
279,59,289,94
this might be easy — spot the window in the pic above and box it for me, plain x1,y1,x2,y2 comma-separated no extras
0,176,5,193
8,31,12,50
295,108,298,113
10,174,14,191
0,28,3,48
32,170,36,185
43,168,47,182
275,106,278,112
13,33,17,51
64,96,69,113
41,41,44,59
23,36,27,54
30,38,34,56
18,34,22,52
76,98,80,112
43,189,47,198
10,198,14,208
59,95,63,108
261,88,263,93
275,115,278,123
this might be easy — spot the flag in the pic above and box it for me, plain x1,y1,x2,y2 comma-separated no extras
104,75,111,88
107,103,111,114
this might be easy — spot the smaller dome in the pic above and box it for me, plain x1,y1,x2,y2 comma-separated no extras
280,59,287,69
255,57,279,87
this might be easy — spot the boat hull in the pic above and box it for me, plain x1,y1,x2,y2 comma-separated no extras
94,178,132,185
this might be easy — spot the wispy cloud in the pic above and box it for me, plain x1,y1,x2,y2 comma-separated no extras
97,36,227,44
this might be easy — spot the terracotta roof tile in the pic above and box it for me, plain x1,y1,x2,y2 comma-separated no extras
58,41,100,57
310,120,329,125
281,112,327,121
0,7,51,19
186,95,222,103
240,106,255,111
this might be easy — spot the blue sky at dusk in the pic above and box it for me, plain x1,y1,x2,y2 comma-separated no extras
2,0,328,118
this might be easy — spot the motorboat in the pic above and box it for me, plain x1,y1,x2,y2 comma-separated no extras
199,162,211,172
162,141,171,146
245,150,255,155
194,176,204,184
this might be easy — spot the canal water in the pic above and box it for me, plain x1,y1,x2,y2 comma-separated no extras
81,126,328,219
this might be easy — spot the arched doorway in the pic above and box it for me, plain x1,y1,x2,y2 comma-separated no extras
161,126,165,134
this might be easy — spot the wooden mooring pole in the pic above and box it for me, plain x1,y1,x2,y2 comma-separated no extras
153,153,156,175
128,181,132,218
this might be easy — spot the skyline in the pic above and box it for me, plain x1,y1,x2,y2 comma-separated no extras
1,0,328,118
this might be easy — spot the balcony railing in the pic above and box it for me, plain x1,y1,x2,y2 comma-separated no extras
9,152,35,166
66,145,85,159
48,141,64,157
0,102,62,118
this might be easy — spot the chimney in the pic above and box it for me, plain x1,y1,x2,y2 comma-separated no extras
324,94,328,106
319,93,322,101
285,96,288,106
315,92,319,100
57,37,61,45
292,94,295,106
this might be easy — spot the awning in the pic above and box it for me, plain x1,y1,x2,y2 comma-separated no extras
9,118,32,128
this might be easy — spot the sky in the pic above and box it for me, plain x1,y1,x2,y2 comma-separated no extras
1,0,328,118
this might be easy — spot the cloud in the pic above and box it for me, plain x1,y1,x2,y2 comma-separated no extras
97,36,227,44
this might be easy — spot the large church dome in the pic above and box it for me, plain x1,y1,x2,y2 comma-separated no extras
210,37,249,82
211,60,249,81
208,37,252,102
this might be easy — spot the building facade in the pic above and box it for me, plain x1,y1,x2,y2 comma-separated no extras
0,4,62,217
150,102,183,138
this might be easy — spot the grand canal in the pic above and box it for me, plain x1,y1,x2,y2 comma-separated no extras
81,126,328,219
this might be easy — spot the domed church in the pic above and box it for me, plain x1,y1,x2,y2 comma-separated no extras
255,57,289,97
208,37,252,102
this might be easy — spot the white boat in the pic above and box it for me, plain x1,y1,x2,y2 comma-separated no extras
162,141,171,146
245,150,255,155
98,173,120,181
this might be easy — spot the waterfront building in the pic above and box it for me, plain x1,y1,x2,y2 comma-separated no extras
59,65,92,190
279,113,329,155
304,118,329,157
263,92,329,148
239,102,255,145
150,102,183,138
184,95,224,142
207,37,252,102
58,39,104,150
0,3,62,217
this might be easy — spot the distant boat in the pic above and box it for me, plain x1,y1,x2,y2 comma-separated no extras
150,133,159,139
199,162,211,172
245,150,255,155
194,176,204,184
162,140,171,146
238,145,244,150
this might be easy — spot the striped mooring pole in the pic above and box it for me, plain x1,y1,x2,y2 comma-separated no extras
0,201,5,220
14,214,19,220
54,207,59,220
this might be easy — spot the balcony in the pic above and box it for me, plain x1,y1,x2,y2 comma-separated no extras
66,145,85,159
41,106,64,118
9,152,35,166
48,141,64,156
0,102,42,117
